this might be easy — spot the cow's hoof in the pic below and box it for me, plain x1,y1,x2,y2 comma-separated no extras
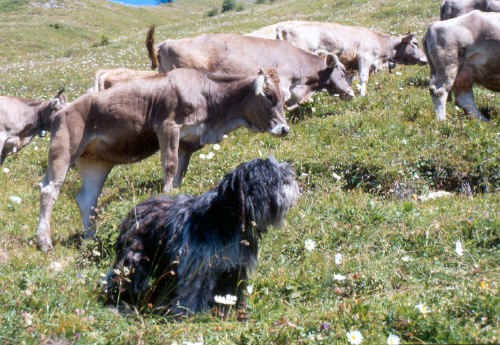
37,238,53,253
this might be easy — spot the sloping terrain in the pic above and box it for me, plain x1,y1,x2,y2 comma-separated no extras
0,0,498,344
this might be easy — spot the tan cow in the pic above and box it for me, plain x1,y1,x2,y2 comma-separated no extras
441,0,500,19
91,68,159,92
146,26,354,109
424,10,500,120
245,24,281,39
274,21,428,96
36,68,288,252
0,89,65,164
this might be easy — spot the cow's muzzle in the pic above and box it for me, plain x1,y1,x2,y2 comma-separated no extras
270,124,290,137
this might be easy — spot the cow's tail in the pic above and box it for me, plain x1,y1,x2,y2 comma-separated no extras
146,25,159,70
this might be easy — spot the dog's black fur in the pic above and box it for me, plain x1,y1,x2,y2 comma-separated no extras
105,157,299,316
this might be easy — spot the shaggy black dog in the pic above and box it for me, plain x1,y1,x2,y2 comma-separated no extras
105,157,299,317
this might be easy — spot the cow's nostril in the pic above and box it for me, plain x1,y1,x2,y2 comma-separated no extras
281,126,289,135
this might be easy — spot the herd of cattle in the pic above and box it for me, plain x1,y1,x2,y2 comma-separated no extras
0,0,499,252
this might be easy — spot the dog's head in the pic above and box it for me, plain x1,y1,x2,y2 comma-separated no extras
218,157,299,234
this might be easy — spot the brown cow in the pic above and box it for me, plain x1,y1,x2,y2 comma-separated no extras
91,68,160,92
0,89,65,164
36,68,289,252
274,21,428,96
441,0,500,20
424,10,500,120
146,26,354,109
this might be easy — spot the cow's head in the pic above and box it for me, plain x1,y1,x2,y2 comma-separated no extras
393,33,428,66
243,69,289,137
0,88,66,164
316,51,355,100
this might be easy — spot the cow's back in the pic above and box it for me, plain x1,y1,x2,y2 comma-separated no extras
425,11,500,90
276,21,390,67
157,33,322,77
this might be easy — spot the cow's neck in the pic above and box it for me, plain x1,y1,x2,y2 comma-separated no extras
16,101,51,140
34,101,53,132
205,78,254,134
388,36,404,62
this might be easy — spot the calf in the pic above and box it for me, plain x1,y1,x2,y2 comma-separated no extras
0,89,65,164
36,68,289,252
275,21,428,96
91,68,160,92
424,11,500,120
146,26,354,109
441,0,500,20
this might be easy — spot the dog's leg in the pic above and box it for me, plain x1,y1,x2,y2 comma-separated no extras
213,269,249,320
75,157,113,239
155,120,180,193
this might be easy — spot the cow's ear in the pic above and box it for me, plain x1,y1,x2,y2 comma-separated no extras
325,53,339,68
49,98,61,109
275,25,286,40
254,70,266,96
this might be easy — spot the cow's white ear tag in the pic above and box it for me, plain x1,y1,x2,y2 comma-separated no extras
254,74,266,96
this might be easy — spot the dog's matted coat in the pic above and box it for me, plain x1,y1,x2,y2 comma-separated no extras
105,157,299,316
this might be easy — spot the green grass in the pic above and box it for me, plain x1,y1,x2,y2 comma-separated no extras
0,0,499,344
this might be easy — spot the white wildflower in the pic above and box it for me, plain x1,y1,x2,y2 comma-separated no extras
8,196,22,204
223,134,228,139
416,303,430,315
332,172,342,181
183,339,204,345
49,261,63,272
33,145,39,151
21,311,33,326
334,253,343,265
395,71,402,76
455,240,464,257
401,255,412,262
387,334,400,345
2,167,9,174
346,330,363,345
304,239,317,252
333,274,346,281
214,294,237,305
213,144,221,151
246,284,254,295
418,190,452,201
199,153,207,160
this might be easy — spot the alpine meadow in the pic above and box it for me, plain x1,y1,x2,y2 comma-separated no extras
0,0,498,344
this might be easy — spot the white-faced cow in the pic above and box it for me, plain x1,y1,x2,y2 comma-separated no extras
36,68,289,252
424,10,500,120
146,26,354,109
91,68,160,92
274,21,428,96
0,89,65,164
441,0,500,20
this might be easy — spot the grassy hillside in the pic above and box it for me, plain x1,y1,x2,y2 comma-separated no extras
0,0,498,344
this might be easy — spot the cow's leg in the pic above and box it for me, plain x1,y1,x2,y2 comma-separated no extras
455,88,487,121
36,128,72,252
173,144,199,188
428,63,458,121
0,133,7,164
156,121,180,193
75,158,113,239
358,59,370,97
